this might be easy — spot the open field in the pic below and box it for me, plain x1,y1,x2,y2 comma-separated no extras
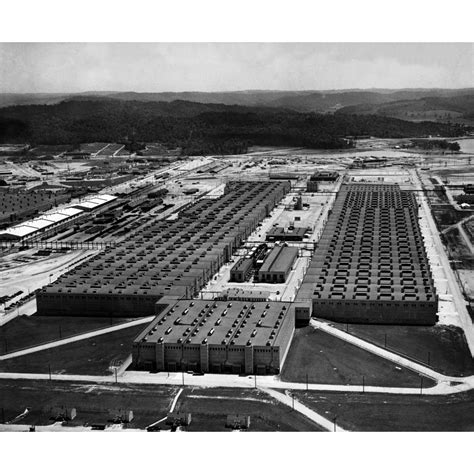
330,322,474,377
443,228,474,267
464,220,474,245
296,390,474,431
0,380,322,431
173,387,323,431
0,315,134,354
0,324,148,375
0,379,176,429
281,327,435,388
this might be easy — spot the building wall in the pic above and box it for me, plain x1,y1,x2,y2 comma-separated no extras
312,298,438,325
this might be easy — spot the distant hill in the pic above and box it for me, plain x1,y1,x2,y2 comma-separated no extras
1,88,473,122
0,98,467,156
336,93,474,123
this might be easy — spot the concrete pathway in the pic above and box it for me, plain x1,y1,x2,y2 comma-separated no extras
0,316,154,361
261,387,346,432
441,214,474,235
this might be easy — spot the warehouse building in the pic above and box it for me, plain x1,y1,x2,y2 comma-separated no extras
309,171,339,182
230,258,253,282
218,288,271,302
0,188,71,226
37,181,291,317
132,298,295,375
266,226,307,242
0,194,118,243
256,245,299,283
294,183,438,325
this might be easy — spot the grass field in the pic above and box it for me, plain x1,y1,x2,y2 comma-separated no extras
0,324,148,375
173,387,323,431
0,379,176,429
329,322,474,377
0,380,322,431
281,327,435,388
0,315,134,355
296,390,474,431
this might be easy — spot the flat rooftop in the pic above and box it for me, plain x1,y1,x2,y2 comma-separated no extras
135,299,293,348
259,245,299,274
297,183,437,303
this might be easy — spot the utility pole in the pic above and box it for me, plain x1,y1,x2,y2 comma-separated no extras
420,377,423,396
292,394,295,410
48,364,52,381
114,367,118,383
362,376,365,393
333,416,337,432
427,351,431,366
182,370,184,387
306,373,309,391
384,333,387,348
254,375,257,389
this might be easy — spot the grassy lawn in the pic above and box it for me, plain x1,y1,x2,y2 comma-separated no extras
281,327,435,388
0,379,176,429
0,324,148,375
296,390,474,431
173,387,323,431
0,315,134,355
330,322,474,377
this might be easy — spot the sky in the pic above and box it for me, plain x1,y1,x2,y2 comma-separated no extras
0,43,472,94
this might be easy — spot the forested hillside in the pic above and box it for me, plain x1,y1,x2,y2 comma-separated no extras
0,99,467,155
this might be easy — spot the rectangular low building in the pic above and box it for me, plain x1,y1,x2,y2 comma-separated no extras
256,245,298,283
230,258,253,282
266,226,307,242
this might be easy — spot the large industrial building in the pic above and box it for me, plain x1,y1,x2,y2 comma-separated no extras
37,181,291,318
294,183,438,325
132,298,295,375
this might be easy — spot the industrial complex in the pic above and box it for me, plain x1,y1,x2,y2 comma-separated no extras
31,175,442,373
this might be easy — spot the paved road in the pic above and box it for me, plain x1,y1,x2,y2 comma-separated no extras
1,363,473,396
411,169,474,355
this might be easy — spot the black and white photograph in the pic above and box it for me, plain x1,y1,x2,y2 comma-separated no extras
0,1,473,472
